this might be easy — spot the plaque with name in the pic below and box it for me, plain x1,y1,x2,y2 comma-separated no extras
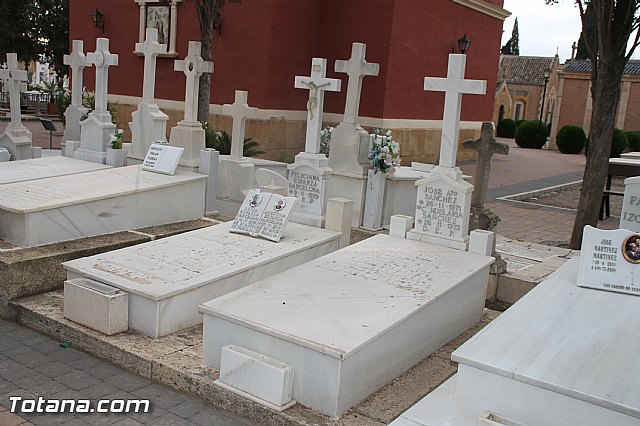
141,143,184,175
577,225,640,296
288,166,323,216
230,189,298,242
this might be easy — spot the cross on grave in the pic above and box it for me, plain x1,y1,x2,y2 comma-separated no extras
135,28,167,104
424,54,486,169
174,41,214,123
63,40,87,107
86,38,119,114
223,90,258,160
335,43,379,125
463,122,509,209
295,58,341,154
0,54,28,130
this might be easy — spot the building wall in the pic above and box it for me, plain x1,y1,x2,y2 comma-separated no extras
556,76,590,132
621,79,640,131
69,0,507,163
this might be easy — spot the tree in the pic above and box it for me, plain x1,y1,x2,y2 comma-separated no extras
575,3,595,60
0,0,38,64
194,0,242,124
34,0,69,82
547,0,640,248
500,18,520,55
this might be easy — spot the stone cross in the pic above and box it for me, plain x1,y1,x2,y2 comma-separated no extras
463,122,509,209
63,40,88,107
335,43,379,125
86,38,119,114
135,28,167,104
0,53,27,130
223,90,257,160
174,41,214,123
424,54,486,169
294,57,341,154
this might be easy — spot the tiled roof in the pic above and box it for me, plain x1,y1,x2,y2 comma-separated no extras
498,55,555,85
564,59,640,76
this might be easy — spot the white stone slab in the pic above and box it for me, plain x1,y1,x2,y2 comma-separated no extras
64,278,128,335
621,152,640,160
620,176,640,232
141,143,183,175
389,375,456,426
230,190,297,242
200,235,493,417
0,156,110,184
451,258,640,425
287,154,331,227
64,221,340,338
0,165,205,247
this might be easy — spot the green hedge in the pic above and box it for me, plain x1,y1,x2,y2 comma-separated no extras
496,119,516,138
556,125,586,154
585,128,629,158
625,131,640,152
515,120,548,149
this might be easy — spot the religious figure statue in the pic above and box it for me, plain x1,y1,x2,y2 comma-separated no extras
306,81,330,120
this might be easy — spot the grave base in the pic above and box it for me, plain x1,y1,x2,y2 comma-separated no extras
76,112,116,165
129,102,169,161
64,278,128,335
169,121,205,168
0,127,35,161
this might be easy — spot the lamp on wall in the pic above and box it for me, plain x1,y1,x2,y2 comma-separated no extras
457,34,471,54
91,9,105,33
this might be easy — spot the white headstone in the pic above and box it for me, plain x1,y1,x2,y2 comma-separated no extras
0,53,34,160
335,42,379,125
222,90,258,160
230,189,298,243
141,143,184,175
62,40,89,154
294,58,341,154
136,28,167,104
87,38,119,115
168,41,214,168
620,176,640,231
424,54,486,168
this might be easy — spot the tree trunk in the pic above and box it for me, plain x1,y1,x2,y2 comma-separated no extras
569,61,625,248
197,23,213,124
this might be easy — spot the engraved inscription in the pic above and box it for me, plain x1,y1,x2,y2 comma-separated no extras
288,168,322,214
415,183,463,238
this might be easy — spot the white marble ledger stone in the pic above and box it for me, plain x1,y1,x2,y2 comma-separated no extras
200,235,493,417
0,156,110,185
0,165,205,247
63,222,341,338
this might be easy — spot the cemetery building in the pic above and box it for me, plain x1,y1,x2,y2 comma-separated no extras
69,0,509,164
492,54,560,126
549,59,640,150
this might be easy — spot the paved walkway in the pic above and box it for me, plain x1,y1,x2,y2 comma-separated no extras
0,318,251,426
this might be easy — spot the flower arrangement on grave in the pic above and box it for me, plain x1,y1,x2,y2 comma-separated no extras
369,129,400,173
109,129,124,149
320,126,333,157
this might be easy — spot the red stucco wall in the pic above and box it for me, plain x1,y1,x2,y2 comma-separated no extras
70,0,504,121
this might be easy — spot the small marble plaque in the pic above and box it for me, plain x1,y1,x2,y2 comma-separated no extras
141,143,184,175
230,189,297,242
620,176,640,232
577,225,640,296
288,164,323,217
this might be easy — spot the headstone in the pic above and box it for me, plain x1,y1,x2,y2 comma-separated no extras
288,57,341,227
169,41,214,168
129,28,169,162
230,189,297,242
141,143,184,175
0,53,36,161
223,90,258,160
407,54,487,250
620,176,640,231
61,40,89,156
75,38,119,164
328,42,380,226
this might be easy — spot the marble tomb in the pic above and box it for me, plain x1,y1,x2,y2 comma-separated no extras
0,156,110,185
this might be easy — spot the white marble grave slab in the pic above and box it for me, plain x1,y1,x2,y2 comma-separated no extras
0,165,205,247
449,258,640,426
200,235,493,417
0,156,110,185
64,221,340,338
620,176,640,232
141,143,184,175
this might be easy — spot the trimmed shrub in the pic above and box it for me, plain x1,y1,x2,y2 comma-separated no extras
556,125,586,154
585,128,630,158
515,120,548,149
625,131,640,152
515,119,525,128
496,119,516,138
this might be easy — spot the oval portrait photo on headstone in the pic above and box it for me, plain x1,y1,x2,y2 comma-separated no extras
622,234,640,263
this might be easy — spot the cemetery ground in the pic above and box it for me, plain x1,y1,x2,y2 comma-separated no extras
0,123,626,424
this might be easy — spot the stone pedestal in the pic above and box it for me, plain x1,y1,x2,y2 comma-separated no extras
106,148,127,167
61,105,88,157
288,152,332,228
199,148,220,215
362,169,386,230
75,112,116,164
0,127,35,161
128,102,169,161
169,121,205,168
216,157,255,216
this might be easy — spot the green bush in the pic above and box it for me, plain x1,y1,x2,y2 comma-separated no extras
204,126,264,157
515,120,548,149
556,125,586,154
585,128,630,158
625,131,640,152
496,119,516,138
515,119,526,128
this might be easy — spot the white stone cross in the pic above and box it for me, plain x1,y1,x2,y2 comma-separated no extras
0,53,28,130
424,54,486,168
335,43,379,125
295,58,341,154
223,90,257,160
86,38,119,114
174,41,214,123
63,40,88,107
136,28,167,104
